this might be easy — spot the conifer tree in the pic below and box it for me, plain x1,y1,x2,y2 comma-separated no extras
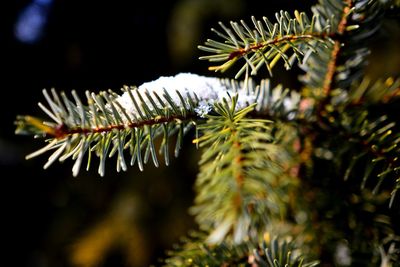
15,0,400,266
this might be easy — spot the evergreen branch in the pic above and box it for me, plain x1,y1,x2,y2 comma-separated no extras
165,233,319,267
301,0,385,92
252,238,320,267
334,111,400,207
303,0,350,99
325,77,400,205
165,232,252,266
199,11,333,78
305,186,399,266
191,96,297,244
15,87,198,177
344,77,400,106
327,76,400,110
15,73,310,177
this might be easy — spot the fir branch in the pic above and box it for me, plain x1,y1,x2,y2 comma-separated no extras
165,233,319,267
343,77,400,106
329,110,400,207
191,97,297,244
301,0,385,93
15,87,198,177
15,73,307,177
199,11,333,78
165,233,252,266
251,238,320,267
323,77,400,206
306,0,351,100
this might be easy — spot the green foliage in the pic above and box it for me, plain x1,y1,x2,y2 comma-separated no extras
14,0,400,266
252,238,319,267
313,77,400,206
199,10,333,78
299,0,387,94
333,110,400,206
165,233,252,266
14,77,305,178
339,77,400,106
192,98,296,244
165,233,319,267
15,87,198,176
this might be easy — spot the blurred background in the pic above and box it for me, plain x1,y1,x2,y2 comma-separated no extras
0,1,399,266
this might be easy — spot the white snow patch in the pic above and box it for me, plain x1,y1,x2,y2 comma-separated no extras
114,73,301,122
115,73,256,120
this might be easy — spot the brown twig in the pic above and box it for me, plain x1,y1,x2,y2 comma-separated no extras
228,33,330,60
52,114,195,139
321,4,352,97
317,1,353,126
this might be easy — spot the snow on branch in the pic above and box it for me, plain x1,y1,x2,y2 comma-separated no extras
116,73,253,118
116,73,301,120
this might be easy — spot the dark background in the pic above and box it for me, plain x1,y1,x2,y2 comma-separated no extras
0,1,308,266
0,1,399,267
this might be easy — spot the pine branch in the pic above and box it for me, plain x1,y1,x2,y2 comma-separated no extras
165,232,252,266
191,96,298,244
199,0,387,102
165,233,319,267
300,0,387,95
347,113,400,206
342,77,400,106
318,77,400,207
299,0,350,98
199,0,383,83
319,109,400,207
15,87,198,177
299,0,389,133
15,73,308,177
198,11,333,78
251,238,320,267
